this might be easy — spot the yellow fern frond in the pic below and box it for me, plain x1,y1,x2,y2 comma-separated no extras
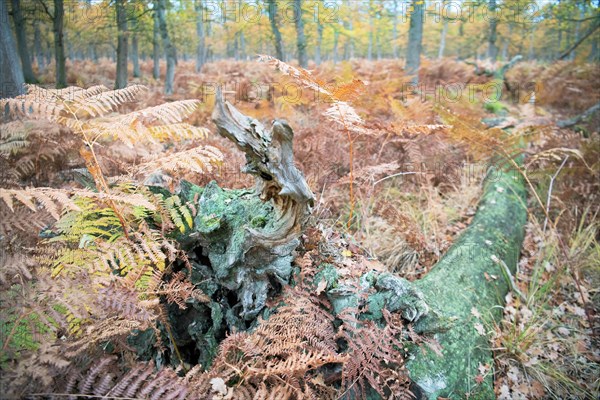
134,146,223,178
0,121,29,155
147,123,210,141
81,100,203,146
67,85,147,118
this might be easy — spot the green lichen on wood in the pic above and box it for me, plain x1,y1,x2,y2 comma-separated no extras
406,161,528,399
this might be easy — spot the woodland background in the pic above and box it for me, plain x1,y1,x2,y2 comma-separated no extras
0,0,599,399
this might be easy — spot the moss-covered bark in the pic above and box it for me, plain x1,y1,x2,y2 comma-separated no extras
406,160,527,399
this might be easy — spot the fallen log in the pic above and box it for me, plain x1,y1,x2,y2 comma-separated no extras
406,159,527,399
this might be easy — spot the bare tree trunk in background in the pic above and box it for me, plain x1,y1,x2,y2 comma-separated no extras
195,0,205,71
406,0,424,84
558,16,600,60
333,28,339,64
487,0,499,61
238,0,245,60
392,0,399,58
528,25,536,60
343,0,353,59
267,0,284,61
10,0,37,83
131,34,140,77
115,0,128,89
1,0,24,97
294,0,307,67
368,0,374,60
590,34,599,62
501,23,512,60
570,7,585,60
438,18,448,59
156,0,176,95
315,0,323,65
131,17,140,78
53,0,66,88
33,20,45,71
152,5,160,79
556,28,563,59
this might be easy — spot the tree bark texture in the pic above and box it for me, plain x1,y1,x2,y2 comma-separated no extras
10,0,37,83
115,0,128,89
0,0,24,98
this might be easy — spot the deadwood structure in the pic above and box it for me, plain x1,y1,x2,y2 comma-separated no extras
145,92,527,399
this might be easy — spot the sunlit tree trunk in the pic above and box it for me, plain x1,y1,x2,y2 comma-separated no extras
10,0,37,83
115,0,128,89
368,0,374,60
195,0,205,71
152,5,160,79
437,0,449,60
333,28,339,64
528,25,536,60
267,0,284,61
1,0,24,97
406,0,424,83
315,0,323,65
156,0,176,94
343,0,353,59
392,0,399,58
294,0,307,67
501,23,512,61
238,0,245,60
487,0,499,61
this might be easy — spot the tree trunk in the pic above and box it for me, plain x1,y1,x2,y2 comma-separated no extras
238,0,245,60
131,33,140,78
368,0,374,61
406,158,527,398
0,0,24,97
10,0,37,83
528,25,536,60
195,0,205,72
343,0,354,60
333,28,339,64
152,7,160,79
558,16,600,60
115,0,128,89
267,0,284,61
294,0,307,67
487,0,499,61
34,20,45,71
392,0,399,58
570,8,585,60
53,0,66,88
438,19,448,59
406,0,424,83
501,23,512,61
156,0,176,95
315,0,323,65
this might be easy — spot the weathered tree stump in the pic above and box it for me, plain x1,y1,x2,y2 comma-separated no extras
143,92,527,400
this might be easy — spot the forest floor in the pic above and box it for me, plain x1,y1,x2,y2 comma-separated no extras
2,57,599,399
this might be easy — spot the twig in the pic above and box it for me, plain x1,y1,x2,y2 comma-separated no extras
373,171,418,186
543,156,569,233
